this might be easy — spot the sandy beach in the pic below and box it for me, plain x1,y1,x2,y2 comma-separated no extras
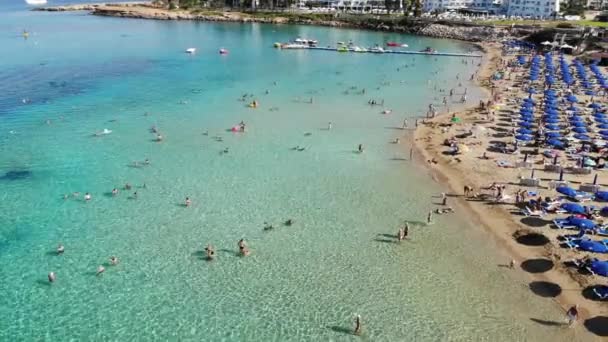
412,42,608,336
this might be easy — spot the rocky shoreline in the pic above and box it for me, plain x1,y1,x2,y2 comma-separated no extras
34,4,512,43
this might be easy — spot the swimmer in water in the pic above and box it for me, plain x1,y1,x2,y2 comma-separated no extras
133,191,138,199
125,183,132,190
96,265,105,276
238,239,249,256
204,244,215,260
110,256,119,265
156,134,163,142
144,158,150,165
84,193,92,201
284,219,294,226
328,122,332,130
185,197,192,207
57,244,65,255
354,315,362,335
112,188,119,196
48,272,56,283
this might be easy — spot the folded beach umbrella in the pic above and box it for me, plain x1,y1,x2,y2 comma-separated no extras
546,131,562,138
545,124,561,130
570,116,584,122
522,101,535,108
520,115,534,121
545,118,560,124
557,186,577,197
516,134,533,141
561,202,586,214
520,108,533,114
575,134,591,141
519,121,534,128
577,240,608,253
517,128,533,135
573,127,588,134
596,191,608,201
527,88,537,94
598,124,608,129
590,103,602,109
567,106,579,112
590,260,608,276
545,108,559,115
571,122,586,128
571,217,596,230
548,139,564,148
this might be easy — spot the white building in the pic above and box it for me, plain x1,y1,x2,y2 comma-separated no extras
505,0,559,19
422,0,501,13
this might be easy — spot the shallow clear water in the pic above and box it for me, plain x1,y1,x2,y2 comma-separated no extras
0,2,578,341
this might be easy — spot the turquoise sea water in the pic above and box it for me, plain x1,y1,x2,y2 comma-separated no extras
0,2,583,341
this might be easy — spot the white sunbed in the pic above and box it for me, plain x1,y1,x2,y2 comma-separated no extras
521,206,545,217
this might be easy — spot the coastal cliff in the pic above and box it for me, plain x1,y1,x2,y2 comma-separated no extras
35,4,511,42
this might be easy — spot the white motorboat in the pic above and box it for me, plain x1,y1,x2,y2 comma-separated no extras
281,43,308,49
370,46,385,53
185,48,196,54
25,0,47,5
294,38,318,45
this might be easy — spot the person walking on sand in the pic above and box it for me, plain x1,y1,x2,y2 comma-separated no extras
354,315,362,335
566,305,579,327
509,259,515,269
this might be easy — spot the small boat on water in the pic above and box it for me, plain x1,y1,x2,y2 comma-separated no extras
185,48,196,54
294,38,318,46
386,42,400,47
25,0,47,5
337,46,348,53
420,47,437,54
370,46,385,53
280,43,308,49
219,48,229,55
351,46,367,53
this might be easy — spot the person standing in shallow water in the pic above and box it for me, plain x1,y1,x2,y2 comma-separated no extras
427,211,433,224
354,315,362,335
358,144,364,153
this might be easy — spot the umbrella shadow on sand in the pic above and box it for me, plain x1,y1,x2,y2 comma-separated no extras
521,258,554,273
514,232,550,246
529,281,562,298
584,316,608,336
